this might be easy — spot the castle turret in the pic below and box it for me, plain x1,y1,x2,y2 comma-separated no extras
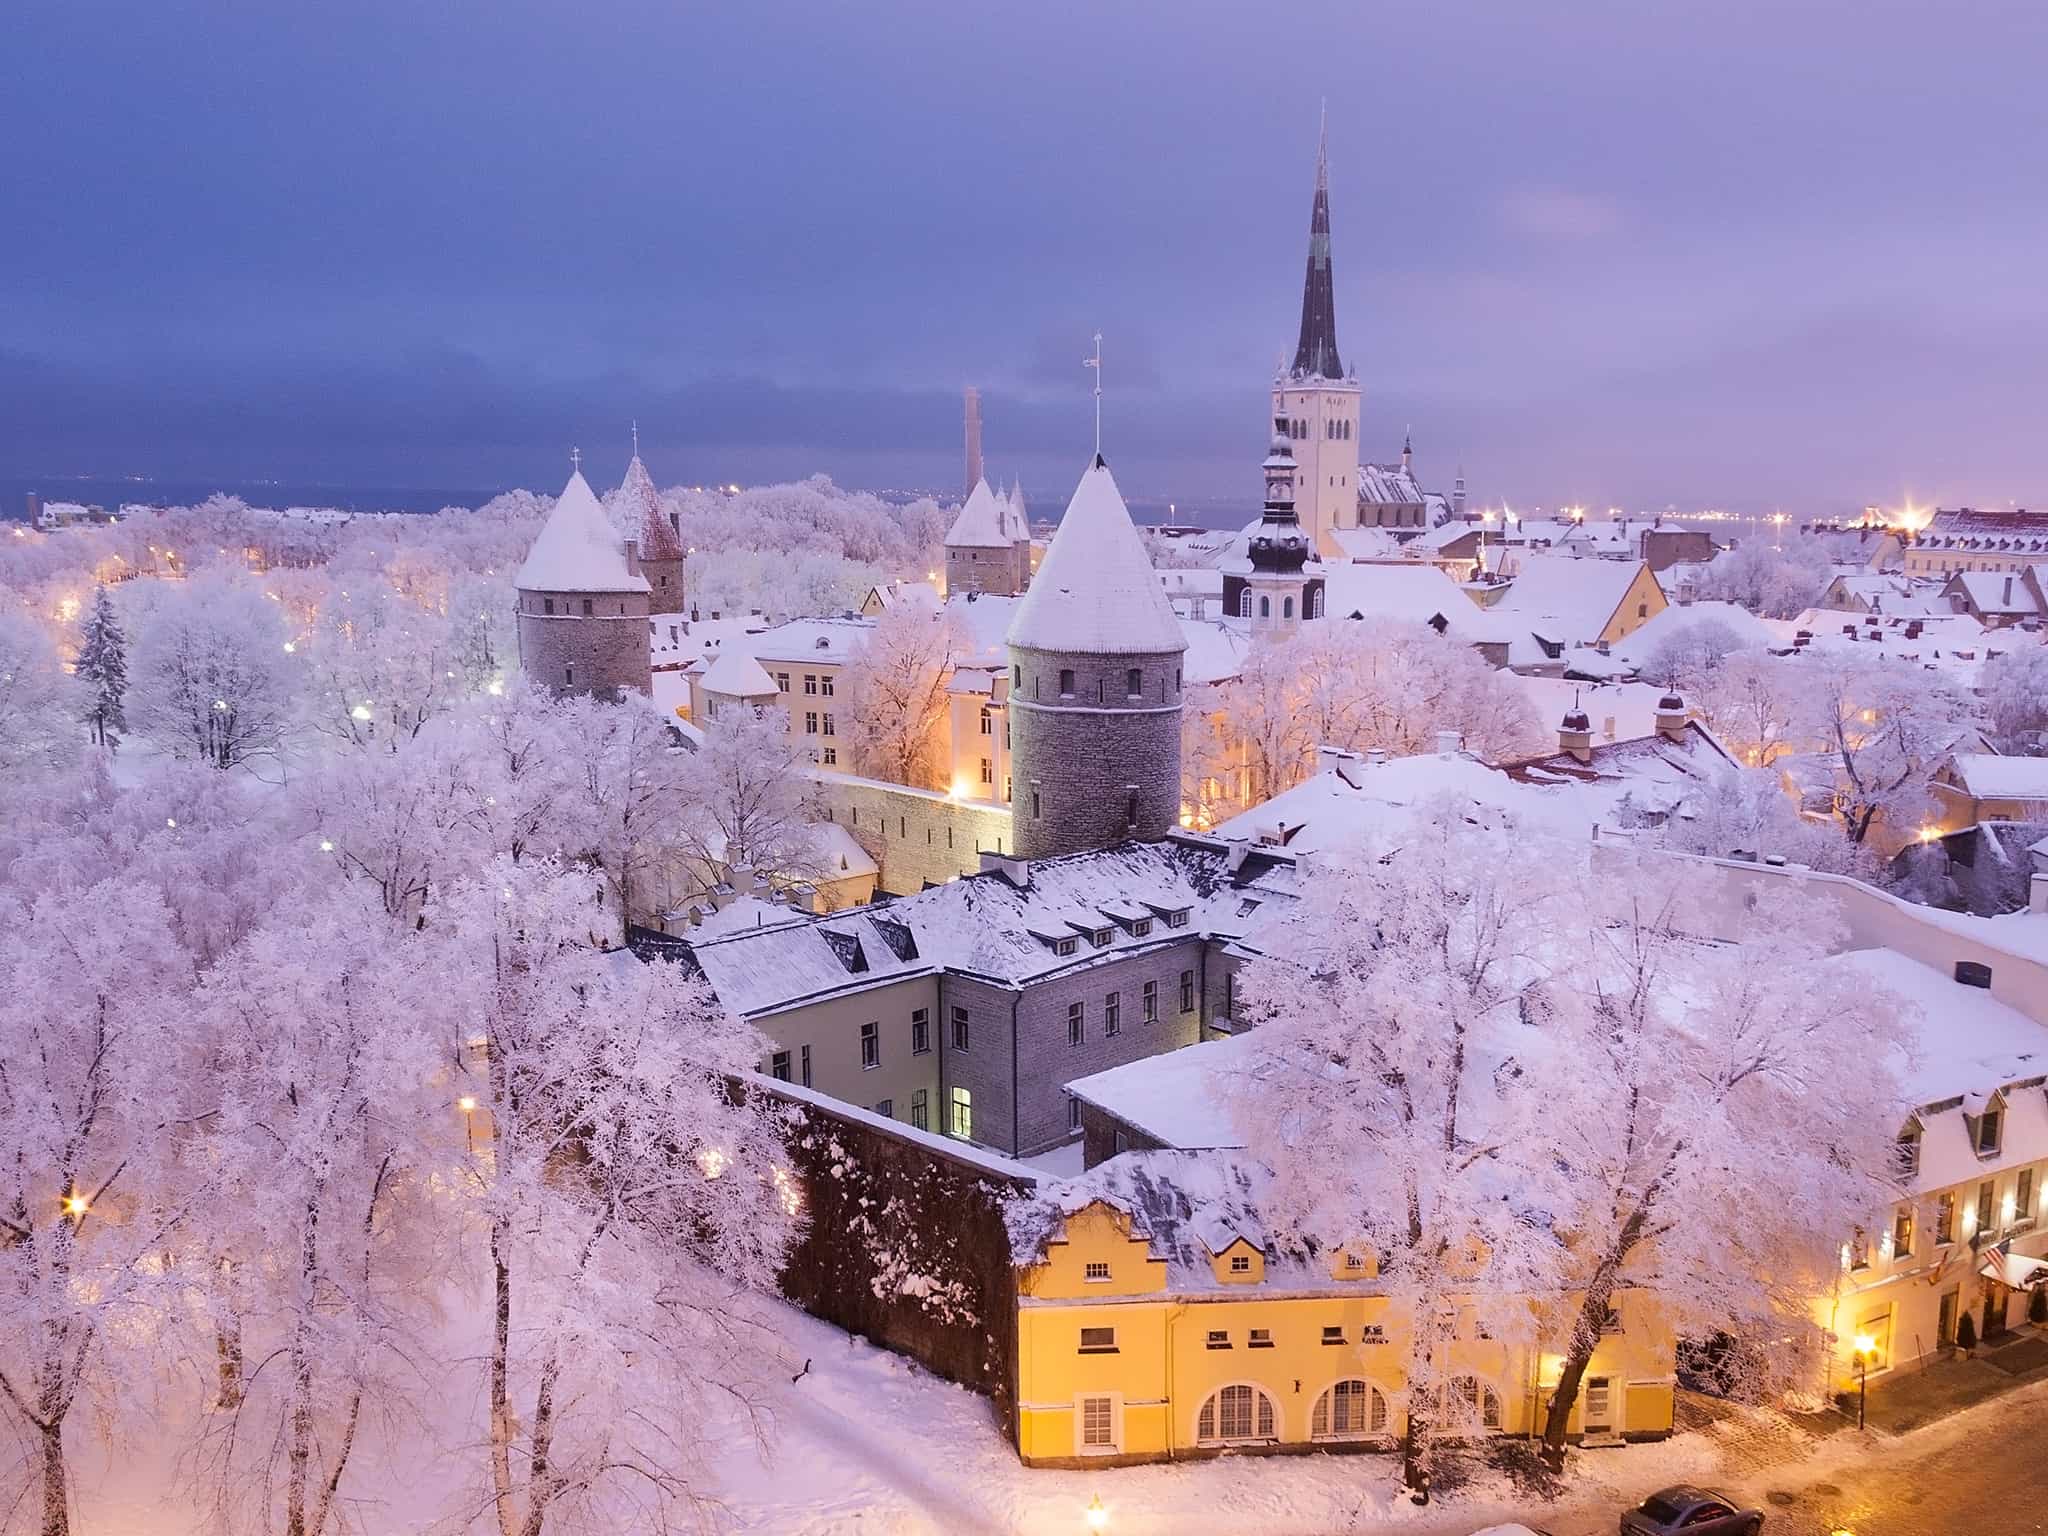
944,478,1028,597
515,464,652,699
1223,427,1325,632
1006,456,1186,859
614,447,686,615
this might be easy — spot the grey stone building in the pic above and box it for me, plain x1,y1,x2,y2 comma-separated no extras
943,478,1033,597
515,466,653,699
1006,456,1187,860
682,835,1295,1158
613,449,687,615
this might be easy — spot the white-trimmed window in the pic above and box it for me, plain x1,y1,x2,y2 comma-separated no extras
1083,1260,1111,1283
1078,1394,1118,1454
1312,1379,1389,1439
1441,1375,1503,1433
1196,1383,1278,1445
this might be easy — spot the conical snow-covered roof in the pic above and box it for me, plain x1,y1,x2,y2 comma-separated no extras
945,479,1012,550
1000,480,1030,543
1006,456,1184,656
616,455,686,561
517,469,650,594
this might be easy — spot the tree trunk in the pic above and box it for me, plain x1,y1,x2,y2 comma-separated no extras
1540,1218,1646,1467
39,1421,69,1536
490,1216,519,1536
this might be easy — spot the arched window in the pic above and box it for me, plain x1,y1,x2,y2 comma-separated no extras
1239,590,1254,619
1310,588,1324,619
1258,595,1271,618
1311,1379,1389,1439
1441,1375,1503,1433
1195,1383,1278,1445
1282,596,1294,618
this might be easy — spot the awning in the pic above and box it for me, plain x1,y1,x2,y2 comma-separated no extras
1978,1251,2048,1289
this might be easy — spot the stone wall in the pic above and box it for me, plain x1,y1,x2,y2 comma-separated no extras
763,1079,1032,1433
816,774,1014,895
639,554,686,615
516,587,653,698
1009,642,1184,860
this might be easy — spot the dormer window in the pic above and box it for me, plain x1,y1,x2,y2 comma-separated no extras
1053,936,1077,957
1129,918,1152,938
1896,1129,1921,1177
1978,1106,2003,1157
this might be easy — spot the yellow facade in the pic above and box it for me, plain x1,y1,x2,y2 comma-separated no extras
1014,1200,1675,1467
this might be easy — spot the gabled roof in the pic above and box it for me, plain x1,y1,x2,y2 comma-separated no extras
1490,554,1654,640
1946,753,2048,802
944,479,1013,550
1001,481,1031,542
699,649,780,699
1065,1033,1257,1151
516,469,650,594
1006,457,1185,656
616,454,685,561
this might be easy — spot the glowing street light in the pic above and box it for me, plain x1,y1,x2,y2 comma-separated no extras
1852,1332,1877,1428
61,1193,89,1219
351,703,374,722
1085,1493,1108,1531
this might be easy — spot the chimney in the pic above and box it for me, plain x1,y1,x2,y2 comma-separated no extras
1315,744,1363,778
977,850,1029,888
963,386,984,493
1436,729,1463,756
1655,692,1689,744
624,537,641,577
1558,707,1595,765
1365,748,1388,769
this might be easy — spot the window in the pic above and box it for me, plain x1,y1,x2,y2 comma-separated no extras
1125,787,1139,828
804,711,818,734
1360,1323,1385,1344
1343,1251,1365,1271
1979,1108,2003,1156
1068,1002,1084,1047
1936,1190,1956,1244
859,1021,879,1069
1259,595,1270,618
1893,1207,1915,1260
1090,927,1111,949
775,672,790,692
980,757,992,785
1228,1253,1251,1274
1166,909,1188,929
542,597,556,616
979,708,993,735
800,1044,811,1087
1080,1395,1115,1451
1321,1325,1345,1346
819,675,833,697
910,1009,930,1055
1196,1384,1276,1445
1636,602,1647,619
1978,1181,1995,1234
1125,667,1141,698
2020,1169,2036,1228
1077,1326,1116,1354
770,1050,791,1081
1130,917,1152,938
1206,1330,1231,1349
1442,1376,1502,1433
1053,936,1077,956
1095,677,1106,704
1058,668,1075,696
951,1006,969,1051
1223,971,1236,1018
1312,1380,1388,1439
1238,589,1253,619
581,598,593,617
1180,970,1195,1013
1249,1328,1274,1348
949,1086,972,1139
1283,595,1294,619
1104,992,1120,1037
1848,1228,1869,1270
1142,980,1158,1022
1938,1287,1960,1346
821,713,835,737
564,664,574,686
910,1088,928,1130
873,1098,892,1118
822,747,837,765
804,674,817,695
1031,786,1042,819
1111,1127,1128,1154
1068,1095,1082,1133
1600,1306,1623,1335
1012,664,1021,687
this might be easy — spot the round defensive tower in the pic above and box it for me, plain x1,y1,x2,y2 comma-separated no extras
1005,454,1187,859
514,465,653,699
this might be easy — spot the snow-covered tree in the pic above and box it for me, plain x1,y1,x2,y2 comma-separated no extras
839,594,959,790
1659,765,1879,880
1695,536,1835,618
74,586,128,749
1980,645,2048,756
1531,856,1908,1461
1790,650,1976,844
0,609,81,777
132,578,297,773
438,861,798,1536
1225,807,1576,1490
1638,615,1744,692
1695,648,1801,768
303,586,461,752
0,880,194,1536
671,705,826,911
556,696,695,936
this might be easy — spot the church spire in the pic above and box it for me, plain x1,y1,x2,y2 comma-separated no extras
1291,106,1344,382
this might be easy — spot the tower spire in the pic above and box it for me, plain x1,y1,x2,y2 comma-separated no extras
631,419,640,459
1084,331,1103,462
1292,106,1343,381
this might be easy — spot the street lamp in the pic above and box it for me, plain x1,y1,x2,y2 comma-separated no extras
1853,1332,1877,1429
1084,1493,1108,1531
459,1095,478,1152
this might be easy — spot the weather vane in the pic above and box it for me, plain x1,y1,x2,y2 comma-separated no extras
1084,331,1103,458
570,446,581,471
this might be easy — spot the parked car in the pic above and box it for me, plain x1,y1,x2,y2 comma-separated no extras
1620,1485,1764,1535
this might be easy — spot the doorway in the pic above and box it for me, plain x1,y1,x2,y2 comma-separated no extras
1583,1376,1615,1440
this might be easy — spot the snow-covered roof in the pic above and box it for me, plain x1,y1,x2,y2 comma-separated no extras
1326,526,1408,561
1178,618,1253,686
1356,461,1425,506
742,616,874,666
688,910,936,1017
945,592,1021,666
1949,570,2041,616
1609,601,1783,667
1065,1034,1256,1151
814,820,879,879
516,470,650,594
1946,754,2048,803
1489,555,1654,641
1006,457,1185,656
1320,562,1487,632
613,454,685,561
944,479,1014,550
1001,480,1031,543
699,650,780,698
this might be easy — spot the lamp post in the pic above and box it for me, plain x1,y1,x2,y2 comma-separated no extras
459,1095,477,1153
1853,1333,1877,1429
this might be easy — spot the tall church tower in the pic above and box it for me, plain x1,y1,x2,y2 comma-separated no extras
1006,455,1186,860
1271,113,1359,561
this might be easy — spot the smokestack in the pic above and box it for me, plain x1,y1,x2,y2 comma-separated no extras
1655,692,1688,744
1558,706,1594,765
963,386,984,493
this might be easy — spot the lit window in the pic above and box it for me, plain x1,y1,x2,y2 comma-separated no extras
949,1086,972,1139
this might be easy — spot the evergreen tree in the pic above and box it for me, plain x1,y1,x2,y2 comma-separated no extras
75,584,128,748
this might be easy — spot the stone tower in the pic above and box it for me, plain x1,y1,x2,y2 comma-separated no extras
1224,428,1325,632
515,465,652,699
1271,112,1359,562
944,478,1028,597
1006,455,1187,859
614,446,686,616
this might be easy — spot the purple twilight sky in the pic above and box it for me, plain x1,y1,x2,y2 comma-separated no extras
2,0,2045,513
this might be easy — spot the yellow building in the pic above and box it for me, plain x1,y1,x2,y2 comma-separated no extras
1008,1152,1675,1466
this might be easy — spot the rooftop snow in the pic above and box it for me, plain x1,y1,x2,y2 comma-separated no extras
1065,1034,1257,1151
944,479,1015,550
699,649,781,698
613,454,686,561
515,470,650,594
1490,554,1655,640
1006,458,1186,656
1947,753,2048,802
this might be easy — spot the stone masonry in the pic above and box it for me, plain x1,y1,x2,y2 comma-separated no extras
515,587,653,699
1008,643,1183,860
